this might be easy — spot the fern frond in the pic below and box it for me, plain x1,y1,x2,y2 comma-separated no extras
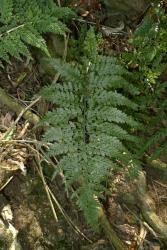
41,28,139,228
121,4,167,162
0,0,73,62
0,0,13,24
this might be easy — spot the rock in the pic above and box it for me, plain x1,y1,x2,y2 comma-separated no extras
102,0,152,25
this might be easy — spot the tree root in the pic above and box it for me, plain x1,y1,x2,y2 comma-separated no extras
136,171,167,246
144,157,167,182
118,170,167,246
98,207,127,250
0,86,40,125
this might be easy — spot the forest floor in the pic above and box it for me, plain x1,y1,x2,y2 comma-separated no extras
0,1,167,250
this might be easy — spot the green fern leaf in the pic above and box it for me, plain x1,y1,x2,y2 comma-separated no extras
0,0,73,62
0,0,13,24
40,28,139,228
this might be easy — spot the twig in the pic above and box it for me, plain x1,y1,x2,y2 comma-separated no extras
35,153,58,222
17,122,30,139
0,176,14,192
48,187,92,243
0,139,46,144
143,222,158,238
2,97,41,140
0,86,40,125
13,97,40,125
138,224,147,249
154,180,167,189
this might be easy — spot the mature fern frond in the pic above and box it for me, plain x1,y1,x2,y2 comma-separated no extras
0,0,73,62
40,28,139,228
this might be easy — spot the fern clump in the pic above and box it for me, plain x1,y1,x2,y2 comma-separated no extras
40,28,139,228
0,0,73,62
121,3,167,159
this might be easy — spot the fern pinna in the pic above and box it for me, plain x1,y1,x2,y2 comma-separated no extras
40,28,139,228
0,0,73,62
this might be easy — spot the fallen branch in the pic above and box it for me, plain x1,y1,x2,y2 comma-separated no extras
0,87,40,125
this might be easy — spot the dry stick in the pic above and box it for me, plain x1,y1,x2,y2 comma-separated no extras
35,153,58,222
154,180,167,189
48,187,92,243
0,87,40,125
0,139,45,144
2,96,41,140
122,204,157,246
11,96,40,125
0,176,14,192
17,122,30,139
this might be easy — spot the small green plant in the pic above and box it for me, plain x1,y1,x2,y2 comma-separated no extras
0,0,73,63
40,28,140,228
121,3,167,159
